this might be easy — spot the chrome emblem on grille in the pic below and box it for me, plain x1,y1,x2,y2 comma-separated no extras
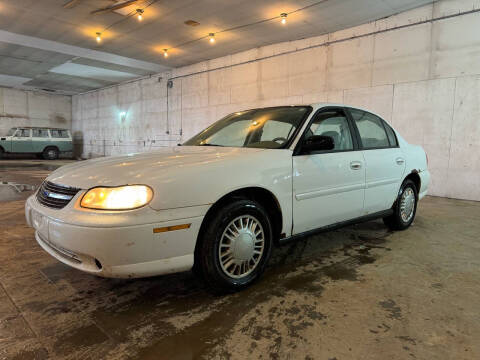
43,190,73,200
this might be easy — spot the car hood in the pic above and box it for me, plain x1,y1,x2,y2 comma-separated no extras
47,146,265,189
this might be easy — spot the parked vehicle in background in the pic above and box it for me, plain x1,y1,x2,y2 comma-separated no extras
0,127,72,159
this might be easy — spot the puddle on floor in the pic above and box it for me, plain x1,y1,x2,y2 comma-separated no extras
82,226,391,359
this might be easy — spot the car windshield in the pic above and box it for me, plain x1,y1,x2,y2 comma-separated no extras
183,106,311,149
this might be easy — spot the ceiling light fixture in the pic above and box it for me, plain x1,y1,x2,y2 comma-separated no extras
96,32,102,43
163,49,168,58
136,9,144,21
92,1,331,57
209,33,215,43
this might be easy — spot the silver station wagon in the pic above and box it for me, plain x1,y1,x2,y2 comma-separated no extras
0,127,72,160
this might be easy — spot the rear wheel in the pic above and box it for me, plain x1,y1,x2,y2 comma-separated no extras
196,199,273,293
43,147,59,160
383,179,418,230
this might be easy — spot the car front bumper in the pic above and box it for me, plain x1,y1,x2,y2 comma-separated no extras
25,195,206,278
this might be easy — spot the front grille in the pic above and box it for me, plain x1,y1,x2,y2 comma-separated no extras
36,181,81,209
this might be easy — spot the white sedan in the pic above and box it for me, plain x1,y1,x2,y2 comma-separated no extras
25,104,429,291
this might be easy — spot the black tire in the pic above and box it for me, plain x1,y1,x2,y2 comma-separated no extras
43,147,59,160
196,199,273,293
383,179,418,231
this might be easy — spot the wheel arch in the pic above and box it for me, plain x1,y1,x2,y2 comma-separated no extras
194,186,284,266
404,170,421,194
43,145,59,153
390,170,421,209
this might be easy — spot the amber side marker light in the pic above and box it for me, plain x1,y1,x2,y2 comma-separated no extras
153,224,191,233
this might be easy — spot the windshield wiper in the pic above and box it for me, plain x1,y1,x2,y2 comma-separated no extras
197,143,224,146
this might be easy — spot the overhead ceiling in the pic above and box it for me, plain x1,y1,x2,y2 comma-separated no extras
0,0,433,95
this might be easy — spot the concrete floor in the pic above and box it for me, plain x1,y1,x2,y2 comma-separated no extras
1,159,479,360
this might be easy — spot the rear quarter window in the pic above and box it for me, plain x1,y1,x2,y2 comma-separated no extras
50,129,70,138
383,122,398,147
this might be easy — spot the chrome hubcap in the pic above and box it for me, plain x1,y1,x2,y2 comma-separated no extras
400,187,415,222
48,150,55,158
218,215,265,279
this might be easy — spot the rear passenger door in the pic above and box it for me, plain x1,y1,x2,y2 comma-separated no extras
32,129,51,153
347,108,405,214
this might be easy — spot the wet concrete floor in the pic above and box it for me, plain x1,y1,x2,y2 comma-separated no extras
1,160,479,359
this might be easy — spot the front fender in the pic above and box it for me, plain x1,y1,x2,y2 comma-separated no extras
148,149,294,235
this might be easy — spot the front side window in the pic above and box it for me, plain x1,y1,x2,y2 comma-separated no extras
304,110,354,152
350,109,389,149
7,128,16,136
14,129,30,138
33,129,49,138
183,106,311,149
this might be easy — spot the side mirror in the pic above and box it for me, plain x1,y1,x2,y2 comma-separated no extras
303,135,334,152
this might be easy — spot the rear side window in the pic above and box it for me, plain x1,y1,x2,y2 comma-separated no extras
50,129,70,138
383,122,398,147
350,109,389,149
33,129,49,138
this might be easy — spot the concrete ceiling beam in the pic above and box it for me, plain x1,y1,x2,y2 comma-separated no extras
0,29,168,74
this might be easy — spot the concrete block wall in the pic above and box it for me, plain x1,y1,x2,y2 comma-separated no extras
0,88,71,135
72,0,480,201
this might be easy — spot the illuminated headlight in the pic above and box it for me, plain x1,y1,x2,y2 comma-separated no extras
80,185,153,210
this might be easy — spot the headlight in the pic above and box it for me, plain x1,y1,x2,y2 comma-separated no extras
80,185,153,210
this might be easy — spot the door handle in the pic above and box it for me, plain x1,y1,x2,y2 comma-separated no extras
396,158,405,165
350,161,362,170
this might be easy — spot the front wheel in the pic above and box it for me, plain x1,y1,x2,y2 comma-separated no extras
383,179,418,230
196,199,273,293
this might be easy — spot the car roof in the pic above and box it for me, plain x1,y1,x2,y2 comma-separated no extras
308,103,384,117
232,103,387,121
297,103,390,122
10,127,69,130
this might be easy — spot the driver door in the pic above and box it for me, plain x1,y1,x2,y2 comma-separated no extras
12,129,33,153
292,107,366,234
